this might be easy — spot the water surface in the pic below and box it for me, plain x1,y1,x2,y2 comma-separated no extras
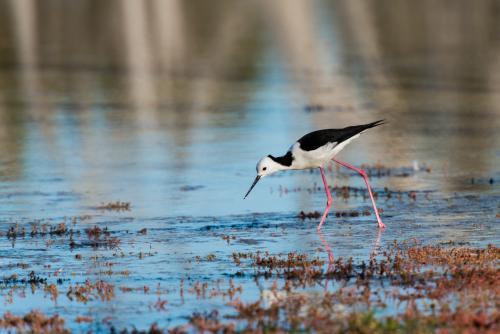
0,1,498,331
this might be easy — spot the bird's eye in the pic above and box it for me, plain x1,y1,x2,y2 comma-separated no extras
263,167,267,171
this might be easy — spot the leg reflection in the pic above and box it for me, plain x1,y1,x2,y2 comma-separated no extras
317,227,385,292
317,229,334,267
317,229,334,291
374,227,383,251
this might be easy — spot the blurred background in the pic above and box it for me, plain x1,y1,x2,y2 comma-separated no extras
0,0,498,218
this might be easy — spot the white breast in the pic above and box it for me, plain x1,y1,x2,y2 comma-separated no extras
290,134,359,169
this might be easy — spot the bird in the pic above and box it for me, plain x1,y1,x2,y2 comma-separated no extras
244,120,386,230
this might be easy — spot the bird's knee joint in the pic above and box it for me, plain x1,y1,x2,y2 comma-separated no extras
359,169,368,178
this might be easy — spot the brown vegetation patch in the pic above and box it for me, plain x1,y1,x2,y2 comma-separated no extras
96,201,131,211
66,280,115,303
5,241,498,333
83,225,121,249
0,311,69,334
406,244,499,266
75,315,93,323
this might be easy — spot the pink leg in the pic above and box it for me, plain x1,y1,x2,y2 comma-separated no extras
317,167,333,231
332,158,386,229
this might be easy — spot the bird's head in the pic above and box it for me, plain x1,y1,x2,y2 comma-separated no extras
257,155,283,177
244,156,284,199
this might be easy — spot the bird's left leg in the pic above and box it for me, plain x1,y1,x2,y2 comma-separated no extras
332,158,386,229
317,167,333,231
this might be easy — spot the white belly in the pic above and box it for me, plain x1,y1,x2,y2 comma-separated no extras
290,134,359,169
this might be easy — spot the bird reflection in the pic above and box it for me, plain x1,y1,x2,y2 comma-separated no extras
317,227,384,292
317,229,335,268
317,229,334,291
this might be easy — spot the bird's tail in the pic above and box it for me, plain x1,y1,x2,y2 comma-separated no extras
365,119,387,129
336,119,387,143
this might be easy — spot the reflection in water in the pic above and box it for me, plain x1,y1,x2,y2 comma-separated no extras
317,230,334,265
0,1,498,214
318,228,383,292
341,1,500,179
9,0,39,113
122,0,157,119
317,230,334,292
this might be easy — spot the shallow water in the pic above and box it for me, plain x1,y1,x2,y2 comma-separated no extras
0,1,499,332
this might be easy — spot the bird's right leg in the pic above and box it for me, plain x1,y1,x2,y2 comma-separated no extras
317,167,333,231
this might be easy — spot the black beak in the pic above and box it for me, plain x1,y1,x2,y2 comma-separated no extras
244,175,261,199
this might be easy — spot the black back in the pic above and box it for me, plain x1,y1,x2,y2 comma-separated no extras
297,120,385,151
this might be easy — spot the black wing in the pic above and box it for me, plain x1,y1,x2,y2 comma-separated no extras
297,120,386,151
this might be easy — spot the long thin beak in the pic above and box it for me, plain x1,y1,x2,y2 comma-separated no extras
244,175,261,199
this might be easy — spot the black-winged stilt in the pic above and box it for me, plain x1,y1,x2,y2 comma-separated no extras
244,120,386,230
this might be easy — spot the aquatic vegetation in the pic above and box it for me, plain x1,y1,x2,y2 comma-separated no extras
299,210,373,219
0,210,497,332
96,201,131,211
66,280,115,303
75,315,93,323
221,234,236,244
298,210,321,219
163,243,499,333
44,284,59,301
0,311,69,334
179,185,205,192
83,226,121,249
2,271,47,285
0,220,498,333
